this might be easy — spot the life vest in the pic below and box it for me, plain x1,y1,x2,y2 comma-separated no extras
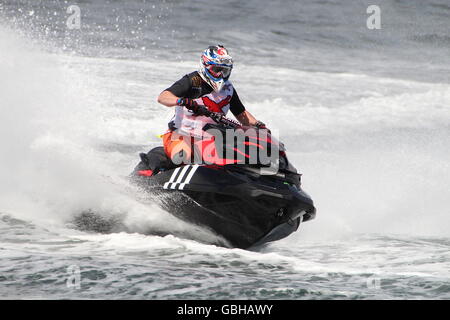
169,81,234,138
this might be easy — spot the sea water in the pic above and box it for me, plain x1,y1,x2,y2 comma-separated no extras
0,0,449,299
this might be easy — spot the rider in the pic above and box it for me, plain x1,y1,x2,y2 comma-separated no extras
157,45,267,164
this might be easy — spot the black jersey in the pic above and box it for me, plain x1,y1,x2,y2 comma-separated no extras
165,71,246,117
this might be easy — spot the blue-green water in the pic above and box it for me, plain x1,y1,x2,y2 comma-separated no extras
0,0,449,299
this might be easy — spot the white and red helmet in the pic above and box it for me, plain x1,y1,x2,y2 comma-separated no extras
199,45,233,92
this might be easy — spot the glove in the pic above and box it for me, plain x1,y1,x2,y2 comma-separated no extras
176,98,208,116
176,98,196,109
255,120,268,129
255,120,271,133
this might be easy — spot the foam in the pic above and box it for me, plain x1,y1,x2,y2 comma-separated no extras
0,23,449,245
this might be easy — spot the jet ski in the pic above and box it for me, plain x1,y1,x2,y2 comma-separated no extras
130,108,316,249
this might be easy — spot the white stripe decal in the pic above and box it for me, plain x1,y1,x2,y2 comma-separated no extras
171,165,191,189
163,167,180,189
179,165,199,190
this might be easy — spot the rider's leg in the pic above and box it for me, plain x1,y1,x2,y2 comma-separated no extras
163,131,193,166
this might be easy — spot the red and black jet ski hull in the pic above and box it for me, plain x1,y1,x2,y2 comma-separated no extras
131,158,315,249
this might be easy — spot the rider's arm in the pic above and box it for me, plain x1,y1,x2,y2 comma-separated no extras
157,90,179,107
157,74,192,107
236,110,258,126
230,89,258,126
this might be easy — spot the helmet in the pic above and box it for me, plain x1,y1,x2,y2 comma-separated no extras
198,45,233,92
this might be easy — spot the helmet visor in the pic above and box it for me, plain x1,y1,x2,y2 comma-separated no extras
207,64,232,79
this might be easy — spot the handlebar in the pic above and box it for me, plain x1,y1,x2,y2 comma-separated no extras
197,105,242,129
